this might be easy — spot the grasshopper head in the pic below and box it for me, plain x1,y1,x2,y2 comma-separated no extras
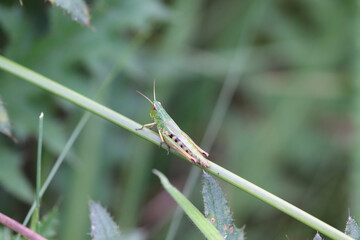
138,80,161,119
150,101,162,118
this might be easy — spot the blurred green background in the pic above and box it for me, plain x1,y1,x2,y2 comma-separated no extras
0,0,359,239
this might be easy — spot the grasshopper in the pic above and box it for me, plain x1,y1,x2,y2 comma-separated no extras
136,81,210,168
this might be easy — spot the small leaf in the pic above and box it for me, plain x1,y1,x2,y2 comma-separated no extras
202,171,245,240
345,215,360,240
0,97,16,141
313,232,323,240
153,169,224,240
30,208,39,232
48,0,91,27
89,201,121,240
39,207,59,239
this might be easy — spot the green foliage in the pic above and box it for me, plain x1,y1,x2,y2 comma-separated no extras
0,0,360,239
202,171,244,240
39,207,59,239
89,201,121,240
0,0,169,205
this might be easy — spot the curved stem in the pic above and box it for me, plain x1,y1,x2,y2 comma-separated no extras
0,55,354,240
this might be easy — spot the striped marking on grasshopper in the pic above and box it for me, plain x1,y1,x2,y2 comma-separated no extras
136,81,210,168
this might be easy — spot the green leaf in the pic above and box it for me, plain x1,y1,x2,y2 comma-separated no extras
202,171,245,240
0,148,33,203
153,169,224,240
30,209,39,232
345,216,360,240
89,201,121,240
0,97,15,141
39,207,59,239
313,232,323,240
48,0,91,27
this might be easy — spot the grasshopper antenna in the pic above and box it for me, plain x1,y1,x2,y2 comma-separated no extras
136,90,153,105
153,79,157,102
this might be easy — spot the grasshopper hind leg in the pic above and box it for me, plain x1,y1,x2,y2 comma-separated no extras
181,132,209,158
163,143,170,155
159,140,171,155
157,128,170,154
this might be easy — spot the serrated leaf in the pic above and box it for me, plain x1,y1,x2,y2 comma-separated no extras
48,0,90,27
153,170,224,240
313,232,323,240
202,171,245,240
0,97,15,141
89,201,121,240
0,149,33,202
345,216,360,240
39,207,59,239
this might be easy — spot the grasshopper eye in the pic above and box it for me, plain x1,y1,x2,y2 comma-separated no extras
152,105,156,110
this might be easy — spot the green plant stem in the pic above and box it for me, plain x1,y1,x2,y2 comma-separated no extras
36,112,43,232
22,112,91,226
0,55,159,143
30,112,44,233
206,162,354,240
0,55,354,240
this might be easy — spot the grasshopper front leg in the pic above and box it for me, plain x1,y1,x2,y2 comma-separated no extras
136,122,156,130
136,123,170,153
